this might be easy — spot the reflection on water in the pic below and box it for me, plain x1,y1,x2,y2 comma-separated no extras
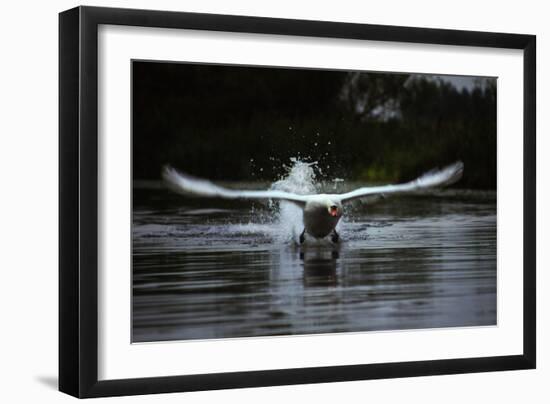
132,187,496,343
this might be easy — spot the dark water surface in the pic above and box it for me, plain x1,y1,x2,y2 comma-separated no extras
132,186,496,343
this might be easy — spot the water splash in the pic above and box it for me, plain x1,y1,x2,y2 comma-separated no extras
268,158,320,242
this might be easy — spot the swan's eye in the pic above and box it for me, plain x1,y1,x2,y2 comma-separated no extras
329,205,338,216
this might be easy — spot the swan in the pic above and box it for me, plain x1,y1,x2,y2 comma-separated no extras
163,161,464,243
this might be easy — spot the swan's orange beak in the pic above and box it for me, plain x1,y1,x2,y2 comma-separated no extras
329,206,339,217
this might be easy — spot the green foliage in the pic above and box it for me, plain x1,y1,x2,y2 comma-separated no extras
133,62,496,189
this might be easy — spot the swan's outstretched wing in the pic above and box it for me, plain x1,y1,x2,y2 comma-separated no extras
163,166,309,206
338,161,464,203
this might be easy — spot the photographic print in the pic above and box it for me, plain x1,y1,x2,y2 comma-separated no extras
131,61,497,343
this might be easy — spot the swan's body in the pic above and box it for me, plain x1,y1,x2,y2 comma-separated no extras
163,162,463,241
302,196,343,238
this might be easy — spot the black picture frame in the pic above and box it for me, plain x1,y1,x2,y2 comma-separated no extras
59,5,536,398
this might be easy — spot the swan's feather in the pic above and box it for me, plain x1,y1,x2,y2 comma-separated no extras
163,166,310,206
163,161,463,207
337,161,464,203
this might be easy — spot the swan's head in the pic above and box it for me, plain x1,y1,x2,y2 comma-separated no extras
305,197,343,220
327,201,342,218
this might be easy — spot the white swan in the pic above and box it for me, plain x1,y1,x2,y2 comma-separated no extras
163,161,464,243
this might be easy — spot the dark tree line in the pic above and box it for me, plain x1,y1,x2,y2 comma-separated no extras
133,61,496,189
